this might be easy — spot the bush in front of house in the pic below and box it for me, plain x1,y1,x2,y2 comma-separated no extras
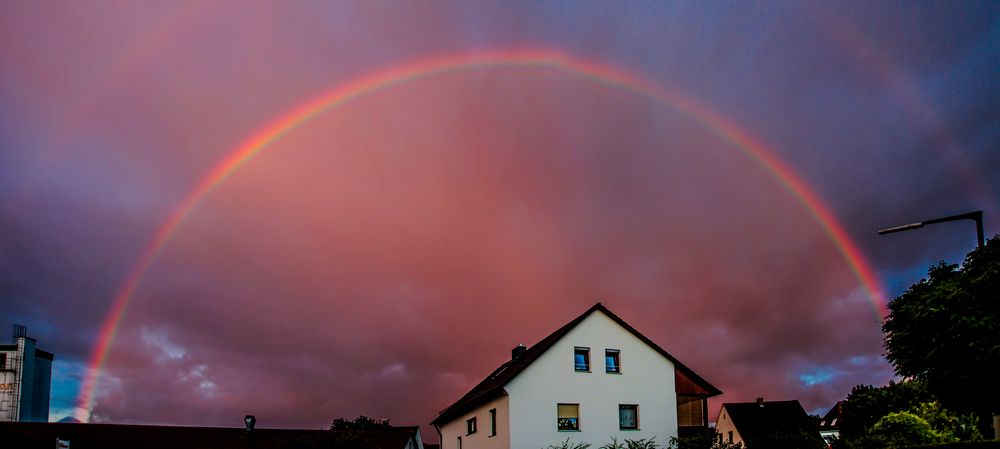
667,427,743,449
865,411,944,449
601,436,659,449
543,436,660,449
906,442,1000,449
544,437,593,449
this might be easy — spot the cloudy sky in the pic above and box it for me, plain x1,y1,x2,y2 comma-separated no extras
1,0,998,437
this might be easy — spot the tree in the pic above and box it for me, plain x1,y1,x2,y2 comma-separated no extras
330,415,390,430
882,236,1000,425
909,401,982,442
866,411,942,448
839,381,935,442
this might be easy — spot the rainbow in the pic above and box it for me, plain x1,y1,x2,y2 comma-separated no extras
75,49,887,420
806,4,998,214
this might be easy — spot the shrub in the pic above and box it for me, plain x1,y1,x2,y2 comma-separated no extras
544,437,592,449
909,401,983,442
868,411,943,448
667,428,743,449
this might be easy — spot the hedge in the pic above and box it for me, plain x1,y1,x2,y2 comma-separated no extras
906,442,1000,449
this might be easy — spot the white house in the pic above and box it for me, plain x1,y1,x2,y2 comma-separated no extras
431,303,720,449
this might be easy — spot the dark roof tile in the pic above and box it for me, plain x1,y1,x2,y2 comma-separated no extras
723,400,823,445
0,422,420,449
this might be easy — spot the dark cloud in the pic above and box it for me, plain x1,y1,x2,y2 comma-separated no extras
1,0,998,440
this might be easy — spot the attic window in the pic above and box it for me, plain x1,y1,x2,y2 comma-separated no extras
574,347,590,372
605,349,621,373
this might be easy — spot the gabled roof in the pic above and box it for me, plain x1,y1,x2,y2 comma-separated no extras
431,303,721,427
817,400,843,431
722,400,823,445
0,422,421,449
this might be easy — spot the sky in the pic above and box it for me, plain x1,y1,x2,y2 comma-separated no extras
1,0,999,438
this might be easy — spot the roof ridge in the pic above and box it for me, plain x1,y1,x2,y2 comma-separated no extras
431,302,721,427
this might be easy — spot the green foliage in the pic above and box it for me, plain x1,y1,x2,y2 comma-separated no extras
839,400,985,449
882,236,1000,416
667,428,743,449
868,411,943,448
746,428,828,449
600,437,659,449
910,401,983,442
544,437,593,449
906,443,1000,449
840,380,935,442
330,415,390,430
602,438,627,449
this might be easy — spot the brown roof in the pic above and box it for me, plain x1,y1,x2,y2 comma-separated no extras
0,422,421,449
431,303,721,427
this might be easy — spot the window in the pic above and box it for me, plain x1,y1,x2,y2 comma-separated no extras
619,404,639,430
489,408,496,436
457,436,462,449
557,403,579,431
605,349,621,373
727,431,733,443
677,395,704,426
466,417,477,435
574,347,590,372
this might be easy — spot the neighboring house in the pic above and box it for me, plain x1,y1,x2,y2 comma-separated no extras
816,401,842,445
715,399,824,448
431,303,721,449
0,421,424,449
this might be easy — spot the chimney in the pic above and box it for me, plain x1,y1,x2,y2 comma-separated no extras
756,397,764,407
244,415,256,432
511,344,527,360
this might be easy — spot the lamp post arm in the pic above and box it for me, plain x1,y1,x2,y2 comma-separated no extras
878,210,984,248
921,211,984,248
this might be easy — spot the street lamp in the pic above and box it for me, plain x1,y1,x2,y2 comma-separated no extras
877,210,984,248
878,209,996,440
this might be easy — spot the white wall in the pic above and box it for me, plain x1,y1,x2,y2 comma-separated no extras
439,395,510,449
506,311,678,448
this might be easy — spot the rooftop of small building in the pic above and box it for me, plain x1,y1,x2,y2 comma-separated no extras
0,421,421,449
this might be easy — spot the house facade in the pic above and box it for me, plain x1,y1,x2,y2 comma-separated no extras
714,399,824,448
817,401,842,445
432,304,720,449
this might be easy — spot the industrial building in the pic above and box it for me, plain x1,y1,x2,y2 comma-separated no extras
0,324,54,422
